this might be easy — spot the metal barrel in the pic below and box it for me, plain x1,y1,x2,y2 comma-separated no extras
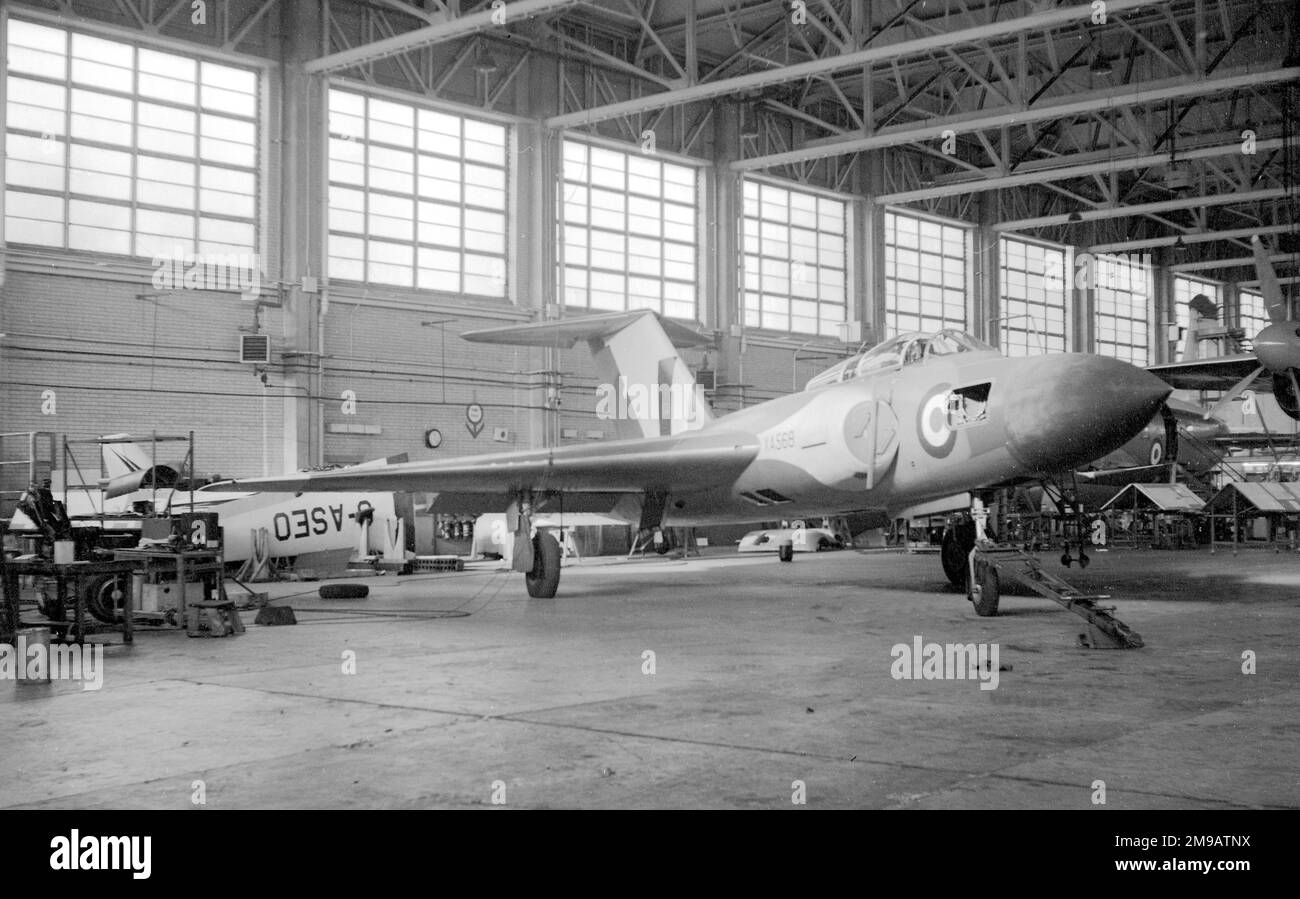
16,627,52,685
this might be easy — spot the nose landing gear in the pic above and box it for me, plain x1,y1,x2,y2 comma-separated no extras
940,515,998,589
1060,543,1090,569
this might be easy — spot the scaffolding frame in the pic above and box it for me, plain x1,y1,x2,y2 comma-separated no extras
60,432,196,527
0,431,57,523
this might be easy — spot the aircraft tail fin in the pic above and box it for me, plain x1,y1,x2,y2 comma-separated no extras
99,435,153,479
1253,236,1288,324
463,311,716,440
98,435,183,499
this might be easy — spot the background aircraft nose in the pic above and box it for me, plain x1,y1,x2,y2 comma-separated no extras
1004,355,1171,471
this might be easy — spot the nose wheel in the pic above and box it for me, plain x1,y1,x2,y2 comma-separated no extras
940,519,998,589
969,558,1000,617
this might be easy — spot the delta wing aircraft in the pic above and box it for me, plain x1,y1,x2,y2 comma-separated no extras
225,312,1171,601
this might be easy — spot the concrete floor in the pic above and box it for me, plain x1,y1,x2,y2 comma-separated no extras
2,545,1297,809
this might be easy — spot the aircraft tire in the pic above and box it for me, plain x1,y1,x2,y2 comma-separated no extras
525,531,561,598
971,560,1000,617
778,543,794,562
83,572,130,624
941,529,970,589
319,583,369,599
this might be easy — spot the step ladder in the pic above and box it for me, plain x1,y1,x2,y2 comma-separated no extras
970,544,1144,649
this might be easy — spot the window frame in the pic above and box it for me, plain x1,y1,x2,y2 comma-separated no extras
325,85,511,299
1173,273,1225,359
1238,287,1268,338
557,134,702,321
2,14,263,263
998,233,1070,356
1094,253,1154,366
883,207,971,339
740,174,851,339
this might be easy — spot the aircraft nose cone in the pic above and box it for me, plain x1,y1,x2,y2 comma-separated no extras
1004,355,1171,471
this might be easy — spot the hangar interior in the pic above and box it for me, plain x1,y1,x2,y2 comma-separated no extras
0,0,1294,480
0,0,1298,813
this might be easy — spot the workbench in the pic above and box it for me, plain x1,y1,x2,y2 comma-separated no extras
1,557,139,644
112,548,226,619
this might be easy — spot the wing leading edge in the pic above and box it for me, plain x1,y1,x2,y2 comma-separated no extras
221,430,758,496
1147,355,1267,391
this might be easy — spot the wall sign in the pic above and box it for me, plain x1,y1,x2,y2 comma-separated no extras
466,403,484,438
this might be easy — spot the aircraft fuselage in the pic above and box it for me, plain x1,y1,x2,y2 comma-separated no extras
657,349,1170,527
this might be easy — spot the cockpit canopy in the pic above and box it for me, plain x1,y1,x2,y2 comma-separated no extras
804,329,997,391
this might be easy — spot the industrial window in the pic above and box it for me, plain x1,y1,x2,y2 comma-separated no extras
559,140,697,319
740,180,847,337
884,211,967,336
1238,288,1267,338
999,236,1067,355
327,89,507,297
1173,274,1223,344
1095,255,1152,366
3,18,259,258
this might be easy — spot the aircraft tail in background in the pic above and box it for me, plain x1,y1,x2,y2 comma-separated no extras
99,435,155,479
97,435,183,499
463,310,716,440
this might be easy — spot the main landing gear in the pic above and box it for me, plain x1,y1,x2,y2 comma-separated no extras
525,531,561,598
510,497,563,599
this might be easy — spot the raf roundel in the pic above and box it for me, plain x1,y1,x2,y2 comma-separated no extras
916,384,956,458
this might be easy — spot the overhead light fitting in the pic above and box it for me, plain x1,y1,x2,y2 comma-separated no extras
1089,52,1113,76
1164,167,1191,191
473,43,498,75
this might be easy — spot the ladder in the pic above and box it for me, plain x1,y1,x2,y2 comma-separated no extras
970,544,1145,649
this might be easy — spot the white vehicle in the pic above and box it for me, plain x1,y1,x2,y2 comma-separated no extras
737,528,843,554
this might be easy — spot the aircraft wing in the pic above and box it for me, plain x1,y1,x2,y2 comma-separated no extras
1075,463,1170,485
1212,431,1300,449
221,430,758,496
1147,355,1267,391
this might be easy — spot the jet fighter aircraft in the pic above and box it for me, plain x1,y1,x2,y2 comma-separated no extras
224,311,1171,600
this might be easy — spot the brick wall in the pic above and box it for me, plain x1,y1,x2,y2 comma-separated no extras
0,266,284,479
